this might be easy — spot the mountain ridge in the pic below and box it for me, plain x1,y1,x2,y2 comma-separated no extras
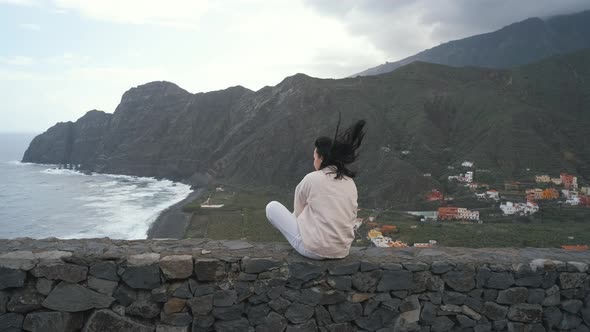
354,9,590,77
23,49,590,208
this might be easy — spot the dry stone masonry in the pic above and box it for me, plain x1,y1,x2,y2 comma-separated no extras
0,238,589,332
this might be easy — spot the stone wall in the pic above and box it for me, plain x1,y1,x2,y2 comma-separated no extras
0,238,589,332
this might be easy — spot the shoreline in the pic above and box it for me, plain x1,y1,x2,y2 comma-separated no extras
147,187,206,239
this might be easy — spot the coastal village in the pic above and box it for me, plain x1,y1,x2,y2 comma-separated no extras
360,160,590,248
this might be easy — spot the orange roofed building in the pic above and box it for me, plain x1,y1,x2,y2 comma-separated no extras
542,188,559,200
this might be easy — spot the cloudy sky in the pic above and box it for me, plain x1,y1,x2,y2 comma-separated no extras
1,0,589,133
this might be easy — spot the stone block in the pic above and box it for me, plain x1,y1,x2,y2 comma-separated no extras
214,318,250,332
403,261,429,272
526,288,544,304
567,262,588,273
89,261,119,281
558,313,583,330
35,278,56,296
352,270,382,292
159,255,193,280
213,290,237,307
160,312,192,326
542,285,560,306
169,281,191,299
269,297,291,314
507,304,543,323
443,270,475,292
481,301,508,320
83,309,154,332
0,313,24,331
127,299,161,319
285,303,314,324
0,251,37,270
497,287,528,304
192,314,214,330
377,270,413,291
327,302,362,323
443,291,467,305
113,284,138,306
256,312,287,332
431,261,454,274
31,263,88,283
88,276,118,296
163,298,186,314
360,261,379,272
328,261,360,276
461,305,482,321
155,324,189,332
286,319,317,332
120,264,161,289
6,288,44,313
23,311,84,332
241,257,280,274
431,316,454,332
542,306,562,330
485,272,514,289
559,273,588,289
0,291,7,314
42,282,114,312
212,303,244,321
561,299,583,314
0,267,26,289
287,261,324,288
194,259,225,282
188,294,213,316
247,303,270,325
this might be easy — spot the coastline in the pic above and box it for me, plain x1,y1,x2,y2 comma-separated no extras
147,187,206,239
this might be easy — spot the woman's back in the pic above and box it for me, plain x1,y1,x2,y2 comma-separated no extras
295,167,358,258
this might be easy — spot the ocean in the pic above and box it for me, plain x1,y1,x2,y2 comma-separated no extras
0,133,192,239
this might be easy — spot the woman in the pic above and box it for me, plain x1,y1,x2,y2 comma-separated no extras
266,119,366,259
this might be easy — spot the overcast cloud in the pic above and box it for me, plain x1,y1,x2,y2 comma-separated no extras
304,0,590,59
1,0,589,133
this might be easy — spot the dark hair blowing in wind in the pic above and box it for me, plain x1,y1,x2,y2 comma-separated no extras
314,118,366,179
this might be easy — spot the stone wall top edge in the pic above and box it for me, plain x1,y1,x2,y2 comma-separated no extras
0,238,589,266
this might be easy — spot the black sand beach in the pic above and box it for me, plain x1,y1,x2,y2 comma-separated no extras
147,188,205,239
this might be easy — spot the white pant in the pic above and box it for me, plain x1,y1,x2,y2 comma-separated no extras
265,201,324,260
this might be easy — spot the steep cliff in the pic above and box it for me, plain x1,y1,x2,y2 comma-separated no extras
23,50,590,208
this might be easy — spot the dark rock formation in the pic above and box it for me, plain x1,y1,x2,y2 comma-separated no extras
22,49,590,208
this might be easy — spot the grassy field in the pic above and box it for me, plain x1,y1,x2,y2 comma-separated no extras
183,187,290,242
183,188,590,248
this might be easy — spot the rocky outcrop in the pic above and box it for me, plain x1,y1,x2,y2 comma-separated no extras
0,238,589,331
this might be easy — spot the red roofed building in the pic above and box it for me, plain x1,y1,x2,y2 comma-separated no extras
426,189,444,201
561,173,578,190
437,207,459,220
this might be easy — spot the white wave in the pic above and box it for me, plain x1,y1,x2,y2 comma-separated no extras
41,168,84,176
6,160,57,167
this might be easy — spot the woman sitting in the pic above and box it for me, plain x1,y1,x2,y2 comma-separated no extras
266,119,366,259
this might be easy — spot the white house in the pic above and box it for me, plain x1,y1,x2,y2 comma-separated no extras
462,161,474,167
486,190,500,201
500,201,539,216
